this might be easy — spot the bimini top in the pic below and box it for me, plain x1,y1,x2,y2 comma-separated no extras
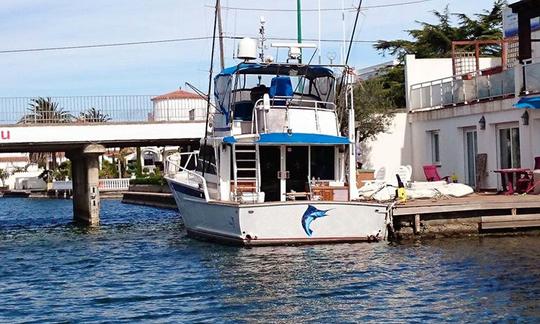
223,133,350,145
216,63,334,79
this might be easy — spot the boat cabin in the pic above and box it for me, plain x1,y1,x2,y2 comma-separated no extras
185,62,354,203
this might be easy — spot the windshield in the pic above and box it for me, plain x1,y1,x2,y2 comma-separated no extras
233,74,335,103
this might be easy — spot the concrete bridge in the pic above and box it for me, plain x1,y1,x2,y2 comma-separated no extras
0,95,207,224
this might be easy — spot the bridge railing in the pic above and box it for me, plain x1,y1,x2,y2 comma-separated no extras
0,95,207,125
51,178,131,192
98,178,131,192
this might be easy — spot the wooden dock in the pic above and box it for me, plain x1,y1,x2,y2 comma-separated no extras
392,194,540,237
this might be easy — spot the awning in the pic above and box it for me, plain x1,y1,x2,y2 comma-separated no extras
216,62,334,78
514,96,540,109
223,133,350,145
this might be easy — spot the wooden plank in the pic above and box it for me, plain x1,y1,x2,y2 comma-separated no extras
480,214,540,230
481,214,540,223
481,220,540,230
394,201,540,216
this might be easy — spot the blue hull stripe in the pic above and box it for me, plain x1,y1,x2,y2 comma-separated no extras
170,182,205,199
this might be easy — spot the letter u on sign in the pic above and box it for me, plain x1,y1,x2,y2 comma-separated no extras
1,130,10,140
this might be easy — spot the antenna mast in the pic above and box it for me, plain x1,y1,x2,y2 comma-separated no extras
258,16,267,61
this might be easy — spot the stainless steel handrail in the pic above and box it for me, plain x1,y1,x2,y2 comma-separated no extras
165,151,210,202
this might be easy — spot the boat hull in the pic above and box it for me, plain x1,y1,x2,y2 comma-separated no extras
167,178,390,246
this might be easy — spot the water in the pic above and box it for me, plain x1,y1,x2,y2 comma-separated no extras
0,198,539,323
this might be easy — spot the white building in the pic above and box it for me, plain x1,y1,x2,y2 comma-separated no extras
363,0,540,190
151,88,207,121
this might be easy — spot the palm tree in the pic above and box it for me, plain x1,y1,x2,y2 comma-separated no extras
19,97,72,172
78,107,111,123
29,152,49,169
20,97,73,124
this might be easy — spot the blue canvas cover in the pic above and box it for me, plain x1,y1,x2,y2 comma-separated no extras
222,133,350,145
269,76,293,98
514,96,540,109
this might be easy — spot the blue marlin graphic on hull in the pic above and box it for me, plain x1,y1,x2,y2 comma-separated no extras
301,205,331,236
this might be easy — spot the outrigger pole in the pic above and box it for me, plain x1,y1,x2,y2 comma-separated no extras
342,0,364,199
296,0,302,44
216,0,225,70
297,0,302,62
201,0,220,177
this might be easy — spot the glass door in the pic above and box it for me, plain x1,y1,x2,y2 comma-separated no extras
464,129,478,187
259,146,281,201
498,126,521,169
285,146,309,193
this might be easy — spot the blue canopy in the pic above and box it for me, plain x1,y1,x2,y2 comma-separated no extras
216,63,334,79
223,133,350,145
514,96,540,109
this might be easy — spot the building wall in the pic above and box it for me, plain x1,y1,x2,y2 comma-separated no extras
359,112,412,175
409,100,539,188
153,98,207,121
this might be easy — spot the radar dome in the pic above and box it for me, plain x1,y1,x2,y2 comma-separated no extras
237,37,257,60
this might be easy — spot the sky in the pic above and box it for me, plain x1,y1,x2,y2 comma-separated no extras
0,0,498,97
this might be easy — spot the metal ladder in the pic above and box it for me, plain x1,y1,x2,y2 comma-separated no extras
232,144,260,200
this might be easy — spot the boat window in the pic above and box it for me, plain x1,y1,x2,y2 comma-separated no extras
310,146,335,180
196,145,217,175
232,74,335,107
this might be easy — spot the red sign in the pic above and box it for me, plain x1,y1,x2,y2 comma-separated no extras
1,130,10,140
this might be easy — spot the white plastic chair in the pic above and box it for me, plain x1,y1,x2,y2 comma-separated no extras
361,166,386,186
362,167,386,187
388,165,413,187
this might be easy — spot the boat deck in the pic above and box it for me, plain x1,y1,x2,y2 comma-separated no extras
392,193,540,236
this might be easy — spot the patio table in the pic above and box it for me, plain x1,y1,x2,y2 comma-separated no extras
493,168,532,195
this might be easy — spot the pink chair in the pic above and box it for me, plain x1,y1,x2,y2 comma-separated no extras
423,165,450,182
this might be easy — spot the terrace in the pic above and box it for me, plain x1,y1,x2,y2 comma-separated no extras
409,59,540,111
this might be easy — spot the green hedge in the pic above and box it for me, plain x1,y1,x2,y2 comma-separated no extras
129,175,165,186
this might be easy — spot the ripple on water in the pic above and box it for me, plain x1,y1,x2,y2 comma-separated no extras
0,198,539,322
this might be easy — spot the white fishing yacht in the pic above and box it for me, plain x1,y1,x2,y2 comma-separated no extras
165,39,391,246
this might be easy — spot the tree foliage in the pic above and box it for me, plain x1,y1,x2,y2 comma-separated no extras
0,168,8,187
374,0,506,61
20,97,73,124
79,107,111,123
99,160,119,179
354,78,397,143
53,161,72,181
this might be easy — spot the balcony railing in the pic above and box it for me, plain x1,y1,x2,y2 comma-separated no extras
524,61,540,94
409,68,516,110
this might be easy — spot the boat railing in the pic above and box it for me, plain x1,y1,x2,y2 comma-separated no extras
250,97,337,135
165,151,210,202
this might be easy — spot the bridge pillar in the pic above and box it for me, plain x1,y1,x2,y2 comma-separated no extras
67,144,106,225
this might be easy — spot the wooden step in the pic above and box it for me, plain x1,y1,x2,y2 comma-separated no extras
480,214,540,230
